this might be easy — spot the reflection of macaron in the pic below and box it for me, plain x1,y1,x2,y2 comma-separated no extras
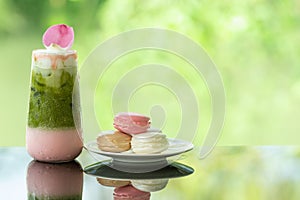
97,178,130,187
113,112,150,134
97,131,132,153
131,179,169,192
131,132,169,154
114,185,150,200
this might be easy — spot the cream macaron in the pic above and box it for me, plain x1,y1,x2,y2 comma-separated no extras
131,132,169,154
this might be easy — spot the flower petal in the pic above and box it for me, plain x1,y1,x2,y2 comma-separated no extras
42,24,74,49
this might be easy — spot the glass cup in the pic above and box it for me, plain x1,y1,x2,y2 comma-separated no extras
26,49,83,162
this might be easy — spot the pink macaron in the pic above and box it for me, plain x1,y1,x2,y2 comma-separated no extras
113,185,151,200
113,112,151,134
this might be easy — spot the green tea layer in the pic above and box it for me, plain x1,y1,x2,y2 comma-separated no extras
28,68,76,129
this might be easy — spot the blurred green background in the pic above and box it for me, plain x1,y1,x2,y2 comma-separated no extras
0,0,299,146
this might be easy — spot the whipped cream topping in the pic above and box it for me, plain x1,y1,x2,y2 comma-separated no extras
32,49,77,69
131,132,169,154
46,43,68,51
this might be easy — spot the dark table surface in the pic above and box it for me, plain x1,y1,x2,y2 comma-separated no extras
1,146,300,200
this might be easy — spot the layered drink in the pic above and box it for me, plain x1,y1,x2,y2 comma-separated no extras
26,24,83,162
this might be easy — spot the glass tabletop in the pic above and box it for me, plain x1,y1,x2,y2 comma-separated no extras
1,146,300,200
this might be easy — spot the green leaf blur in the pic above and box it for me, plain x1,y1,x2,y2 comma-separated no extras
0,0,299,146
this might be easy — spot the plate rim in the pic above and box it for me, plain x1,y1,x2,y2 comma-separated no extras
85,138,194,159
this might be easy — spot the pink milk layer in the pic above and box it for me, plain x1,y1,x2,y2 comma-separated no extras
26,127,83,162
27,161,83,197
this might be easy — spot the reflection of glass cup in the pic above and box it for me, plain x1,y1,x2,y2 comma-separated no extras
26,50,83,162
26,160,83,200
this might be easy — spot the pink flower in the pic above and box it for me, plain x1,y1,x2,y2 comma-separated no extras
42,24,74,50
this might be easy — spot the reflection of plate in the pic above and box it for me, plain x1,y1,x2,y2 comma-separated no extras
84,160,194,180
85,138,194,163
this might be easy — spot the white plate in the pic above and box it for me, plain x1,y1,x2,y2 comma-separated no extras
85,138,194,163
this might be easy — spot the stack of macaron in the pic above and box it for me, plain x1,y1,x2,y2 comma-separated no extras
97,112,169,154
